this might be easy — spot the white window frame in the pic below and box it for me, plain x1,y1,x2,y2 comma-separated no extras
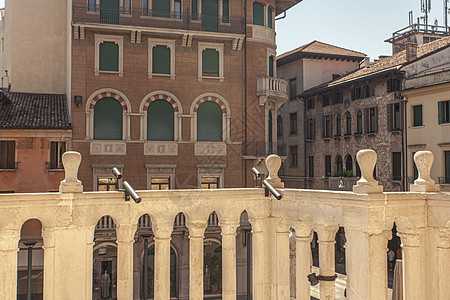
198,42,224,82
94,34,124,77
197,165,225,189
266,47,276,77
148,38,176,79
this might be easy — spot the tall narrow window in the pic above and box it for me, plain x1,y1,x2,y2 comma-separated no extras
174,0,181,18
289,113,297,135
142,0,149,11
277,116,283,137
252,2,264,26
412,105,423,127
202,48,219,77
366,107,377,133
306,118,314,140
388,103,401,131
308,156,314,178
49,141,66,169
197,102,222,141
222,0,229,22
325,155,331,177
267,7,273,28
191,0,198,18
323,115,331,138
345,155,353,174
336,155,343,175
392,152,402,181
335,114,341,136
345,112,352,135
99,41,119,72
147,100,174,141
152,45,171,75
94,97,123,140
0,141,15,169
356,110,363,133
445,151,450,184
290,146,298,167
268,110,273,153
289,78,297,100
268,55,274,77
438,100,450,124
89,0,96,11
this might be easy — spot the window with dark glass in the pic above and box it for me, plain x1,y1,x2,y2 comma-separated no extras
332,92,343,104
0,141,15,169
151,177,170,190
345,112,352,135
356,110,363,133
445,151,450,184
323,115,331,138
152,0,170,17
438,100,450,124
267,6,273,28
49,141,66,169
147,99,174,141
97,177,118,191
99,41,119,72
387,78,401,92
412,105,423,126
289,113,297,135
306,118,314,140
252,2,264,26
201,177,219,189
222,0,229,22
335,114,341,136
365,107,377,133
202,48,219,77
345,155,353,174
290,146,298,167
325,155,331,177
152,45,171,75
289,78,297,100
88,0,96,11
388,103,401,131
308,156,314,178
268,55,274,77
174,0,181,18
336,155,343,175
322,94,330,107
306,98,314,109
277,116,283,137
392,152,402,181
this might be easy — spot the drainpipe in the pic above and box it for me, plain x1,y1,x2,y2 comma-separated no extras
300,96,307,188
244,0,248,187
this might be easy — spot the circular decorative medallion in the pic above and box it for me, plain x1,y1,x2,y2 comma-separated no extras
344,99,350,108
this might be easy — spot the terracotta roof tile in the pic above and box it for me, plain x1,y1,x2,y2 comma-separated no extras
277,40,366,60
0,91,71,129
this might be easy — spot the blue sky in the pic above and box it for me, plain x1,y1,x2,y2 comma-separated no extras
275,0,447,60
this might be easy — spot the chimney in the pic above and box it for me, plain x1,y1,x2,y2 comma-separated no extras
1,70,9,91
406,42,418,62
364,57,370,68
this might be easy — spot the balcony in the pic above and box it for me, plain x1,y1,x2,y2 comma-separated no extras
72,4,244,35
0,150,449,299
256,76,288,108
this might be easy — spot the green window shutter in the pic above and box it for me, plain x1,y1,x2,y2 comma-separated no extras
202,48,219,76
94,97,123,140
222,0,229,22
152,45,171,74
202,0,218,31
268,56,274,77
438,101,445,124
147,100,174,141
413,105,422,126
253,2,264,26
197,101,222,141
267,7,272,28
152,0,170,17
268,110,273,152
99,41,119,72
100,0,119,24
445,151,450,184
192,0,198,18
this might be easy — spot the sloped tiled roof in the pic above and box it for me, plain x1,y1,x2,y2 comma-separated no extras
277,41,366,66
301,36,450,95
0,91,71,129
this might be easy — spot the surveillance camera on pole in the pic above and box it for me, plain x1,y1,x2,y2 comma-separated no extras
111,167,141,203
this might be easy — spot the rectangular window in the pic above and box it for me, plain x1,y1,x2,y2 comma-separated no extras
366,107,377,133
413,105,423,127
252,2,264,26
0,141,15,169
322,95,330,107
97,177,118,191
392,152,401,181
289,113,297,135
325,155,331,177
277,116,282,137
201,177,219,189
413,151,418,181
445,151,450,184
308,156,314,178
99,41,119,72
88,0,96,11
152,0,170,17
306,118,314,140
222,0,229,22
152,45,171,74
289,78,297,100
323,115,331,138
388,103,401,131
268,56,274,77
438,100,450,124
306,98,314,109
151,177,170,190
49,141,66,169
267,7,273,28
387,78,401,92
175,0,181,18
290,146,298,168
202,48,219,77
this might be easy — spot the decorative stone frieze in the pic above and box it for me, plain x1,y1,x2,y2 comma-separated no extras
144,142,178,156
90,141,126,155
194,142,226,156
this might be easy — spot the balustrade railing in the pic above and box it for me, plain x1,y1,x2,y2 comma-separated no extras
256,76,288,99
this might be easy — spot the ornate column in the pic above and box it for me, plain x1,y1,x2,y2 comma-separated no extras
187,220,207,300
0,230,20,300
116,224,136,299
42,227,56,300
294,225,313,300
398,230,422,300
221,220,239,300
153,221,173,300
251,217,266,300
276,219,291,300
316,224,338,300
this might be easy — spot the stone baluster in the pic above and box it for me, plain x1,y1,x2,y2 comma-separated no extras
153,221,173,300
116,224,136,299
353,149,383,194
221,220,239,300
276,219,291,300
0,230,20,300
316,224,339,300
345,229,391,300
437,223,450,300
294,224,313,300
251,217,266,300
398,229,422,300
410,151,440,192
59,151,83,193
42,227,56,300
187,220,208,300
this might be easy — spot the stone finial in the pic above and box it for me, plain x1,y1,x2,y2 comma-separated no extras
265,154,284,188
59,151,83,193
410,151,440,192
353,149,383,194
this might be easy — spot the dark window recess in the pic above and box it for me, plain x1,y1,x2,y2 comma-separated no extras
267,6,272,29
356,110,363,133
147,99,174,141
345,112,352,135
306,98,314,109
412,105,423,127
94,97,123,140
268,56,274,77
152,0,170,17
152,45,171,74
197,101,222,141
365,107,378,133
438,100,450,124
387,103,402,131
332,92,343,105
49,141,66,169
352,83,374,100
325,155,331,177
445,151,450,184
305,118,315,140
356,160,361,177
191,0,198,18
222,0,229,22
290,146,298,168
336,155,343,174
335,114,341,136
322,115,331,138
277,116,283,137
308,156,314,178
392,152,402,181
202,48,219,77
387,78,401,93
290,113,297,135
0,141,15,169
332,74,341,80
289,79,297,100
345,155,353,173
322,95,330,107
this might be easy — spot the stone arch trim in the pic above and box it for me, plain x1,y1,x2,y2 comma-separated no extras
190,93,230,115
86,88,131,112
140,91,182,114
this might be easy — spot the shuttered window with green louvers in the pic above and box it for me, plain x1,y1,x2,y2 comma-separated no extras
94,97,123,140
152,0,170,17
99,41,119,71
202,49,219,76
267,7,272,28
152,45,171,74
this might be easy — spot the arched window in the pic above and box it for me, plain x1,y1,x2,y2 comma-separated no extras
252,2,264,26
277,115,283,137
345,155,353,175
356,110,363,134
197,101,223,141
336,155,343,175
204,239,222,295
346,112,352,135
356,158,361,177
268,110,273,153
336,114,341,136
147,99,174,141
94,97,123,140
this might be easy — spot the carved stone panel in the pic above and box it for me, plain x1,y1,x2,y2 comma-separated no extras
144,142,178,156
90,141,126,155
194,142,227,156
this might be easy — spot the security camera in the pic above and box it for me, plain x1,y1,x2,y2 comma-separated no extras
123,181,141,203
112,167,123,179
251,167,262,178
263,179,282,200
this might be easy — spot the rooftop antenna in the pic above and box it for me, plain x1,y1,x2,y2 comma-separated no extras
409,10,414,26
445,0,450,32
421,0,431,30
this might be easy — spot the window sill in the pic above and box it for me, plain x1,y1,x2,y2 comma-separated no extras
334,135,342,139
343,134,352,138
323,137,331,141
439,122,450,126
389,129,402,134
198,75,224,82
148,73,175,80
0,168,17,172
305,139,314,142
140,15,183,22
95,70,123,77
410,125,424,129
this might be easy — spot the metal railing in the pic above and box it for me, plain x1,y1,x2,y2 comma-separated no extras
242,141,286,157
438,177,450,185
73,4,244,34
45,162,64,171
385,23,450,42
0,161,18,171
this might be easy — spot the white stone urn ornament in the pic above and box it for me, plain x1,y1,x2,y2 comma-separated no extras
59,151,83,193
353,149,383,194
410,151,439,192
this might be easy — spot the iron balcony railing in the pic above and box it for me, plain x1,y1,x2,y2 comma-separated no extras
73,4,245,34
242,141,286,157
385,22,450,43
45,161,64,171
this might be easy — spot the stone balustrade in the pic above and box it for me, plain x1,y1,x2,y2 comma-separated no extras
0,150,449,299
